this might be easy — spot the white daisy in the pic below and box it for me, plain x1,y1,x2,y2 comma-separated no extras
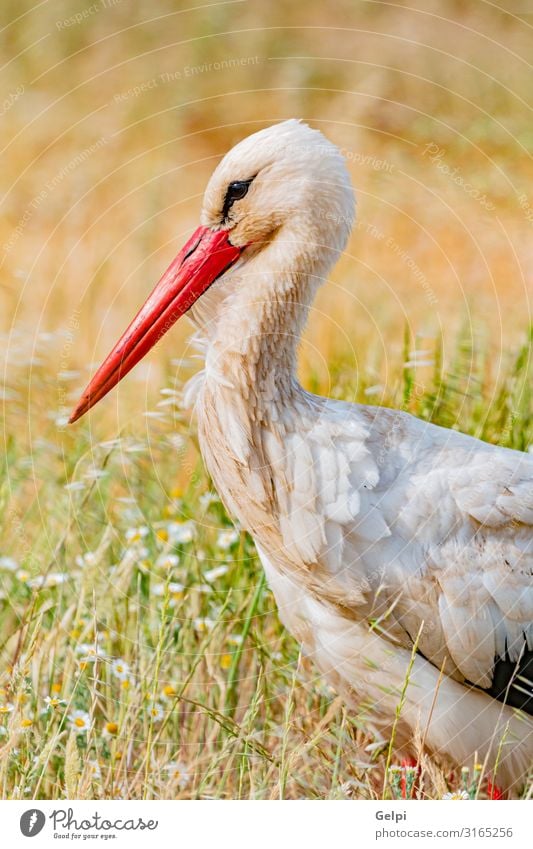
27,572,69,589
125,526,149,544
199,492,220,508
216,529,239,550
166,760,190,788
156,553,180,569
193,617,215,634
87,761,102,780
442,790,470,800
147,703,164,722
76,643,106,661
167,521,196,545
75,551,98,568
15,569,30,583
69,710,92,733
44,695,66,707
111,659,131,680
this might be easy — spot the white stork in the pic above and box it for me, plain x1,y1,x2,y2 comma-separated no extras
70,120,533,794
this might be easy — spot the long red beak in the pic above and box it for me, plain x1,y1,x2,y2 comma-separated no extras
69,225,243,423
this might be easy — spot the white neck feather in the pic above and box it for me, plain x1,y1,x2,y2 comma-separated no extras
189,224,340,401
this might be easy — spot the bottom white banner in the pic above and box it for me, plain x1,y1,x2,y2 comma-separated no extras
0,800,530,848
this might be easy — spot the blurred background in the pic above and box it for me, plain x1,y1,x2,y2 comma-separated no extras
1,0,532,423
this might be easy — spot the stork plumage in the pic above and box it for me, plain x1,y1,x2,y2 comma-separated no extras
70,120,533,793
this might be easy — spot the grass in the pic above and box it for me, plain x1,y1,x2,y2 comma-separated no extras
0,326,530,799
0,0,532,800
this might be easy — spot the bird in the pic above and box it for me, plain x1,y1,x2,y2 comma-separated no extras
70,119,533,794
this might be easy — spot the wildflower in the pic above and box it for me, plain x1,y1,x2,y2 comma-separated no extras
111,659,131,680
220,654,232,670
156,553,180,569
20,718,33,730
0,703,14,715
199,492,219,508
162,684,177,699
193,617,215,634
153,582,185,606
69,710,92,733
87,761,102,780
147,703,164,722
104,721,119,737
442,790,470,800
0,557,18,572
125,526,149,544
27,572,69,589
44,696,66,710
76,643,106,662
163,502,180,518
15,569,30,583
75,552,98,568
167,521,196,545
216,529,239,550
227,633,243,646
119,677,133,691
166,761,190,788
203,565,229,583
155,527,169,541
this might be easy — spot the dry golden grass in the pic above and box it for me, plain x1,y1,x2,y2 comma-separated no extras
0,0,531,799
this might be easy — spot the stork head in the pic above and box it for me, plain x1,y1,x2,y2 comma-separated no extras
201,119,354,252
69,120,355,423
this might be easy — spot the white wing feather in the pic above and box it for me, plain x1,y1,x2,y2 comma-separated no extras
265,395,533,689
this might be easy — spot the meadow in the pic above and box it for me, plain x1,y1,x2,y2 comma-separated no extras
0,0,531,799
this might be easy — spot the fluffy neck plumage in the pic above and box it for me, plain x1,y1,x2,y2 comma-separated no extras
189,227,339,401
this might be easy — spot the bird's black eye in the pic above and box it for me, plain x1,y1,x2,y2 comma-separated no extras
228,181,250,201
222,178,254,221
